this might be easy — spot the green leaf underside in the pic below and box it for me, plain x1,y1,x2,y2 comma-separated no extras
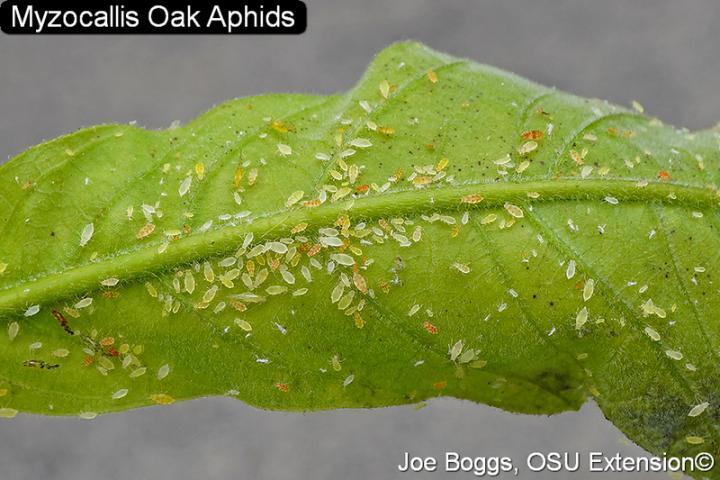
2,42,720,474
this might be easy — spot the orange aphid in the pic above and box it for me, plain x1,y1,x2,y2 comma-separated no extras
521,130,544,141
423,321,438,335
355,184,369,193
83,356,94,367
432,381,448,390
275,383,289,393
307,244,322,257
657,170,672,181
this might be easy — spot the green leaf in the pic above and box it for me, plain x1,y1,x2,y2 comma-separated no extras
1,41,719,474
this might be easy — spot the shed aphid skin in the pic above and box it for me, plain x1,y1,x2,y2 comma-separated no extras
79,223,94,247
24,304,41,317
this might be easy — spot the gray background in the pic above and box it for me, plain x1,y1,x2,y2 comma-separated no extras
1,0,718,479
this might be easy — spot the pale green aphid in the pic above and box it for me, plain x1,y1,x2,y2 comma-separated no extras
1,41,720,479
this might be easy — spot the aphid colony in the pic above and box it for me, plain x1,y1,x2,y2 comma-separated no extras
4,53,719,444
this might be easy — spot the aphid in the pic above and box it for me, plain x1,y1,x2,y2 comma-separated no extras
582,279,594,301
353,272,368,294
688,402,709,417
74,297,93,309
184,270,196,294
663,348,683,361
423,321,438,335
566,260,576,279
604,196,619,205
136,223,156,239
426,68,438,83
460,194,483,204
450,261,471,275
343,375,355,387
277,143,292,156
157,364,171,380
150,393,175,405
641,299,666,318
178,176,192,197
408,304,421,316
285,191,304,208
0,408,19,418
575,306,589,330
52,348,70,358
350,138,372,148
480,214,497,225
79,223,94,247
331,253,355,266
686,436,704,445
521,130,544,140
379,79,390,99
504,203,524,218
517,141,538,155
644,326,661,341
266,285,287,295
234,318,252,332
101,277,120,287
112,388,129,400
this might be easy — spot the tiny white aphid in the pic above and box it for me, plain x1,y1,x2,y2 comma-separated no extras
8,321,19,341
24,304,41,317
178,176,192,197
583,279,595,301
112,388,129,400
157,364,171,380
665,349,683,361
566,260,576,280
343,375,355,387
277,143,292,156
79,223,94,247
451,262,470,274
504,203,524,218
350,138,372,148
575,306,588,330
74,297,93,309
331,253,355,266
101,277,120,287
688,402,709,417
644,326,661,341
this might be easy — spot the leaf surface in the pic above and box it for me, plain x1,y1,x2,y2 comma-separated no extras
2,42,720,475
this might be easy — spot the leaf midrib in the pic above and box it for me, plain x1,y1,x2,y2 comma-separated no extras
1,177,717,315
